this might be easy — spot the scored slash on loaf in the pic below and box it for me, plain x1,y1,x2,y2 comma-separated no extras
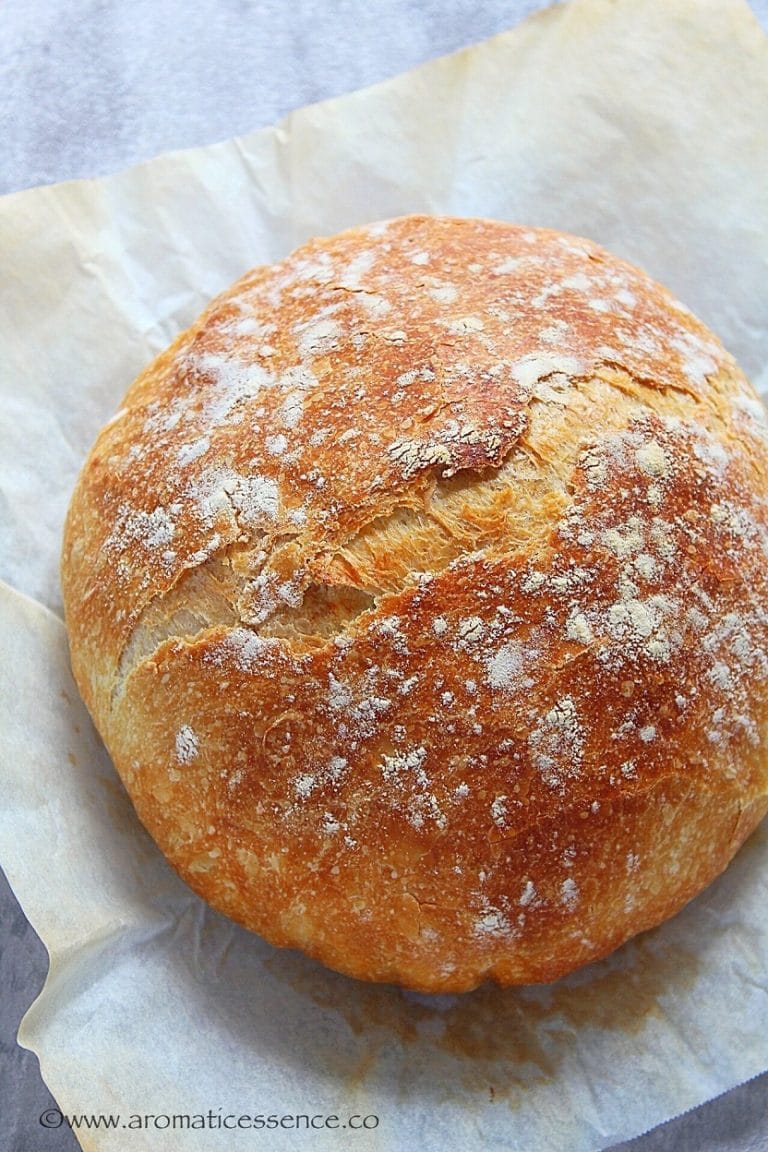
62,216,768,992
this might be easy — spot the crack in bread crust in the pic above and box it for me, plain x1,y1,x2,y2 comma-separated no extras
113,363,742,697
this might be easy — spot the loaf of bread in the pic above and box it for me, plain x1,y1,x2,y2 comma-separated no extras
62,215,768,992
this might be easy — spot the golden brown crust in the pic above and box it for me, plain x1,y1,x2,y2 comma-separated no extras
62,216,768,991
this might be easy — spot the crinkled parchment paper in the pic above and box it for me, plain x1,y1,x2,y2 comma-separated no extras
2,1,768,1148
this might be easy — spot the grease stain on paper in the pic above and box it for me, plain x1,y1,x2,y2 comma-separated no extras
263,927,701,1105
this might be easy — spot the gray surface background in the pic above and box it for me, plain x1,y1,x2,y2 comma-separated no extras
2,1,768,1149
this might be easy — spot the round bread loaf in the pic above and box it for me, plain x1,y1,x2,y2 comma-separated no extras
62,215,768,992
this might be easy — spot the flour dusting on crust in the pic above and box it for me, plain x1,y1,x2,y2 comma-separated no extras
62,216,768,992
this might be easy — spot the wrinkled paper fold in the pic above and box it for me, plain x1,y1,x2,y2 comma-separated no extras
2,1,768,1148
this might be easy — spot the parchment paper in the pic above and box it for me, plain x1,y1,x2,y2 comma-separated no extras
2,1,768,1148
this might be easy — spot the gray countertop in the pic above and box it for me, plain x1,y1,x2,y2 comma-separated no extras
2,2,768,1149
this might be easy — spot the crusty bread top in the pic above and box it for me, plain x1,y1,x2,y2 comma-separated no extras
62,216,768,989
